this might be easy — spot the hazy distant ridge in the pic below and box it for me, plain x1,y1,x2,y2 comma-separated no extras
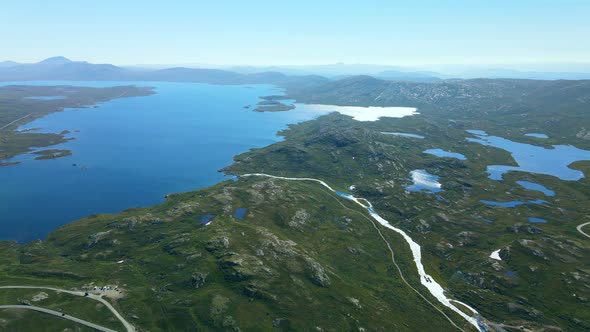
4,57,590,84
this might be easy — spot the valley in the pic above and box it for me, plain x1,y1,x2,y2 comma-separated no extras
0,75,589,331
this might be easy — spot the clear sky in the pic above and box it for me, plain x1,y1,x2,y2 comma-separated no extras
1,0,589,66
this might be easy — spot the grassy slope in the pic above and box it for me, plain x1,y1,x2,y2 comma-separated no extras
0,179,468,331
225,110,590,330
0,309,95,332
0,289,124,330
1,77,589,331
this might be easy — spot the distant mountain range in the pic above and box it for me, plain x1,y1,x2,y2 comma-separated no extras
226,63,442,81
0,56,130,81
2,57,590,85
455,68,590,80
0,61,19,68
183,62,590,80
285,74,590,115
0,57,327,86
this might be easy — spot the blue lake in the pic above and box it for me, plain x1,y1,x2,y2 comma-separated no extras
528,217,547,223
480,199,546,208
233,208,248,220
466,130,590,181
466,130,488,136
516,181,555,197
0,81,323,242
423,148,466,160
198,214,215,225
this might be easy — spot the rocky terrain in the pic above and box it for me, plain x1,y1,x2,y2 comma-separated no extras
1,76,590,330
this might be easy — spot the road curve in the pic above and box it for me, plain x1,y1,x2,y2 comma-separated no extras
242,173,486,332
0,305,117,332
0,286,135,332
577,222,590,238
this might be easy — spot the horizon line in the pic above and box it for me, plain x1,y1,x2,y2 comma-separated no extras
4,56,590,74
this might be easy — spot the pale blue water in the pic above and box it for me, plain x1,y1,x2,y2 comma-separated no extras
525,133,548,139
480,199,547,208
466,130,590,181
466,130,488,136
516,181,555,197
336,191,352,198
423,148,466,160
0,81,322,242
380,132,425,139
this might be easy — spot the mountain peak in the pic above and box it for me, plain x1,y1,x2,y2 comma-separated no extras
38,56,72,65
0,60,19,68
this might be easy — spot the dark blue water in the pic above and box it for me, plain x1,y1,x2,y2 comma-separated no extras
466,130,590,181
528,217,547,223
505,270,519,278
480,199,547,208
233,208,247,220
0,81,321,242
198,215,215,225
423,148,466,160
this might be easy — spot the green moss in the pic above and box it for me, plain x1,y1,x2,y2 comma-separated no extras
1,78,590,330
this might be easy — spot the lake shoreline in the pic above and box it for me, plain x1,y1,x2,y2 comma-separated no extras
0,84,156,163
0,82,309,242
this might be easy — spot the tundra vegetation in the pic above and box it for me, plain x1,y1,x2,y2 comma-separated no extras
1,76,590,331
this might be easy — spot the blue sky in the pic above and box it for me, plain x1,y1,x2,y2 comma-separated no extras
1,0,589,66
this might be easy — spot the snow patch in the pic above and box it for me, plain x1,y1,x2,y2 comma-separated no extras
489,249,502,261
297,104,418,122
412,170,441,189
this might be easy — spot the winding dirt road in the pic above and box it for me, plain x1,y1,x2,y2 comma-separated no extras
0,286,135,332
0,305,117,332
577,222,590,238
242,173,486,332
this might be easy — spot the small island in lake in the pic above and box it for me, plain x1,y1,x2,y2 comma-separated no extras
0,85,155,164
253,100,295,112
32,149,73,160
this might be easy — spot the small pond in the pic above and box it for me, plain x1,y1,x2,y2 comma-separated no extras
466,130,590,181
423,148,466,160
